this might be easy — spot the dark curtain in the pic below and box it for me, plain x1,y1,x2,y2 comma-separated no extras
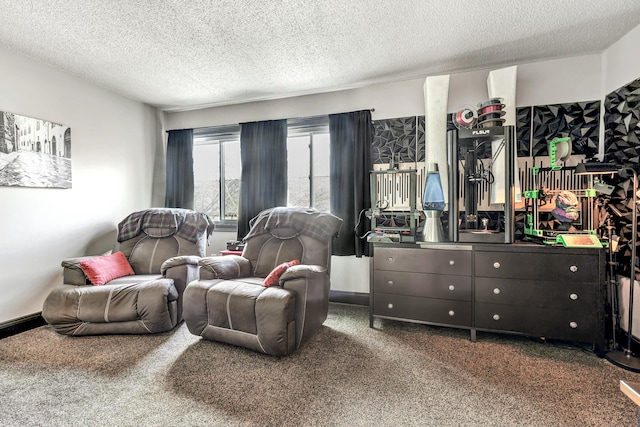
164,129,194,209
237,119,288,240
329,110,373,257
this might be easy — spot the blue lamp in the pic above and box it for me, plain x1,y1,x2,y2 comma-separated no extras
421,163,445,242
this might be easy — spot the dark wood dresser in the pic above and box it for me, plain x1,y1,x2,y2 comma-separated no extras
369,242,606,349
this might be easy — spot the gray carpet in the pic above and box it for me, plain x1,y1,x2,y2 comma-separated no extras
1,303,639,427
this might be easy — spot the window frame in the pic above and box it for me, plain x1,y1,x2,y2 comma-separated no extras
192,116,329,230
193,125,240,231
286,115,330,210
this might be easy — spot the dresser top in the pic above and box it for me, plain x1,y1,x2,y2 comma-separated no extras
373,241,603,255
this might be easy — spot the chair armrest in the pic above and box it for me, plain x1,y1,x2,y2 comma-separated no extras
60,256,97,285
198,255,251,280
281,264,331,348
160,255,201,275
161,255,202,323
280,264,327,282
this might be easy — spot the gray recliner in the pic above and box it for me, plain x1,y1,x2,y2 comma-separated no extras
42,208,214,336
183,207,342,356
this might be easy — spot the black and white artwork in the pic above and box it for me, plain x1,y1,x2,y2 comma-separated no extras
0,111,71,188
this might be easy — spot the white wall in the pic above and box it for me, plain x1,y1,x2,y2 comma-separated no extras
0,46,161,324
166,54,603,130
603,24,640,94
165,53,607,295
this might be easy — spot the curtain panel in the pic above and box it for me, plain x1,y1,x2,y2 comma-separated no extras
164,129,194,209
329,110,373,257
237,119,288,240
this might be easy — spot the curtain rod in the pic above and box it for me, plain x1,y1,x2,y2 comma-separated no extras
165,108,375,133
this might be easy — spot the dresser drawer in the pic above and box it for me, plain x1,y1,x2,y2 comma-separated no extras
374,270,472,301
474,251,599,282
475,302,600,343
475,277,597,309
374,247,471,276
373,293,472,327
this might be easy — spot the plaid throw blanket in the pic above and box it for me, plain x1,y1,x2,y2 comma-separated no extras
117,208,214,243
243,207,342,243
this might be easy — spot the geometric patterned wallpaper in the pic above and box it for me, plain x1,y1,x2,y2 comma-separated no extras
372,100,601,164
371,99,604,239
372,116,416,165
604,76,640,166
516,107,532,157
530,101,600,158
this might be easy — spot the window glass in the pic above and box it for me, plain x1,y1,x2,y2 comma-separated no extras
223,140,241,220
287,136,311,207
312,133,330,211
286,132,330,209
193,117,328,227
193,142,220,220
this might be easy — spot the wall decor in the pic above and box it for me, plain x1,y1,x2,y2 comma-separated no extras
417,116,425,163
516,106,532,157
604,76,640,166
531,101,600,158
0,111,71,188
372,116,417,165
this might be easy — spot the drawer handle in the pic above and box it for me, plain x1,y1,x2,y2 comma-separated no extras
448,285,455,291
449,260,455,266
493,314,500,321
387,280,394,286
448,310,455,316
570,265,578,273
569,321,578,329
493,288,501,295
493,262,501,269
387,303,394,309
569,293,578,300
388,257,394,263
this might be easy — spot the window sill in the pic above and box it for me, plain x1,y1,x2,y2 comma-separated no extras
213,221,238,232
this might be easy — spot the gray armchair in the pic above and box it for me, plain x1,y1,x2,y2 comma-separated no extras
42,208,214,335
183,207,342,356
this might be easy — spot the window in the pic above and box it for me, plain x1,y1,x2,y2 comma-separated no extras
193,125,241,226
193,116,330,228
287,132,330,210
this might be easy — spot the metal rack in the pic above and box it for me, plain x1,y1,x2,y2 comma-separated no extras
447,126,516,243
369,169,420,243
523,165,601,247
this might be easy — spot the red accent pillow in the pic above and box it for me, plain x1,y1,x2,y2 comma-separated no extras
78,251,135,286
263,260,300,287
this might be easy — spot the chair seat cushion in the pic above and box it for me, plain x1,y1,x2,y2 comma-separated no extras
42,277,178,335
184,279,296,356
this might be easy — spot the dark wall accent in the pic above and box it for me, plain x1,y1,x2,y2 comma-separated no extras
372,100,601,166
531,101,600,158
0,313,45,339
417,116,425,163
372,117,417,165
329,290,369,306
516,107,532,157
604,76,640,166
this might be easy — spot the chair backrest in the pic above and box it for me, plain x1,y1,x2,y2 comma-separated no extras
241,207,342,277
114,208,214,275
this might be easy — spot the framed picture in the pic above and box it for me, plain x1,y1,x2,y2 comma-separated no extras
0,111,71,188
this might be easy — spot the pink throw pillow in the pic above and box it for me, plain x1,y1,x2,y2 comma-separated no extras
78,251,135,286
263,260,300,287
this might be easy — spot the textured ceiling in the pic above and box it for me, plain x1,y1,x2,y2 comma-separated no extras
0,1,639,111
